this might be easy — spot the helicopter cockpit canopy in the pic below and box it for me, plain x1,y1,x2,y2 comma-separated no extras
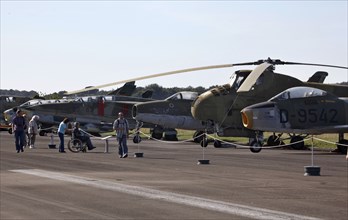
229,70,252,91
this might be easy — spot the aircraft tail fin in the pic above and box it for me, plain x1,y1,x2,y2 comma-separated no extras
142,90,153,98
108,81,136,96
307,71,328,83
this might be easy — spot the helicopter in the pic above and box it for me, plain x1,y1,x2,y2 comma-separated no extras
240,86,348,153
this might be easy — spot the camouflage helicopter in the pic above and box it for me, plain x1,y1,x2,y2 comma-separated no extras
3,82,156,137
240,86,348,153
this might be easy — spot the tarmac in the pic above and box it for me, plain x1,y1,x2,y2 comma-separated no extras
1,132,347,220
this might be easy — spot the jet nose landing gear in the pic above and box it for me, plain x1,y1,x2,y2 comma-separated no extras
249,140,263,153
249,131,263,153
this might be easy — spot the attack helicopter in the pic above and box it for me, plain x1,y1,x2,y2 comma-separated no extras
3,82,156,136
240,86,348,153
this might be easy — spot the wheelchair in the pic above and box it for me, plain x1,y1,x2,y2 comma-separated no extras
67,138,88,153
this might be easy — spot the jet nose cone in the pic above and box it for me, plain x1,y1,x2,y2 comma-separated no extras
3,109,14,122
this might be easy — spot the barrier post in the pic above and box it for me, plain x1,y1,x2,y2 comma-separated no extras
101,136,112,153
48,133,56,149
105,139,109,153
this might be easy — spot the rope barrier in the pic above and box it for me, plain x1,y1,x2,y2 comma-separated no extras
205,133,315,149
313,137,348,147
137,130,199,144
132,131,346,151
53,127,347,151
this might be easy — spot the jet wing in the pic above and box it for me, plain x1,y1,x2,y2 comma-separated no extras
112,101,141,105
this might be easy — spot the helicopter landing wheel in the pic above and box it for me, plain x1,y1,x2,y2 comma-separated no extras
290,136,304,150
213,140,222,148
200,138,208,147
133,135,142,143
267,134,281,146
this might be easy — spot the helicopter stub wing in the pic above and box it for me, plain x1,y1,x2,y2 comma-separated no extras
237,62,273,93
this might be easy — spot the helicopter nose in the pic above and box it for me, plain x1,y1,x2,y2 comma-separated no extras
240,109,253,129
191,90,216,121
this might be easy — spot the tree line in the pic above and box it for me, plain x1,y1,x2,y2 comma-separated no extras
1,81,347,100
0,84,214,100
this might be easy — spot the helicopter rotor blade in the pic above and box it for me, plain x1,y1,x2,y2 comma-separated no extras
237,62,273,93
64,58,347,95
65,63,241,95
64,60,283,95
279,61,348,69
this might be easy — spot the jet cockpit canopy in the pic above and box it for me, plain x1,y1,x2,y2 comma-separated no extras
165,91,198,101
270,86,328,101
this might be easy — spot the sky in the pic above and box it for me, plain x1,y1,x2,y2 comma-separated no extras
1,1,347,94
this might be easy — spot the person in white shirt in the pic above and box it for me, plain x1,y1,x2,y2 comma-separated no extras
28,115,40,149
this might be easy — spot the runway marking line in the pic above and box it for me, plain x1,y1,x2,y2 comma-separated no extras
10,169,321,220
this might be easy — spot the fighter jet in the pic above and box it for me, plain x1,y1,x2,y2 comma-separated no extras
0,95,33,133
240,86,348,153
132,91,206,141
3,84,155,136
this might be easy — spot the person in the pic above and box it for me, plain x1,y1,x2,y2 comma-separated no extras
12,109,26,153
113,112,129,158
58,118,70,153
72,122,95,151
28,115,40,149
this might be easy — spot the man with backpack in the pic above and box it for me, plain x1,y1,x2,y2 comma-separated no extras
113,112,129,158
